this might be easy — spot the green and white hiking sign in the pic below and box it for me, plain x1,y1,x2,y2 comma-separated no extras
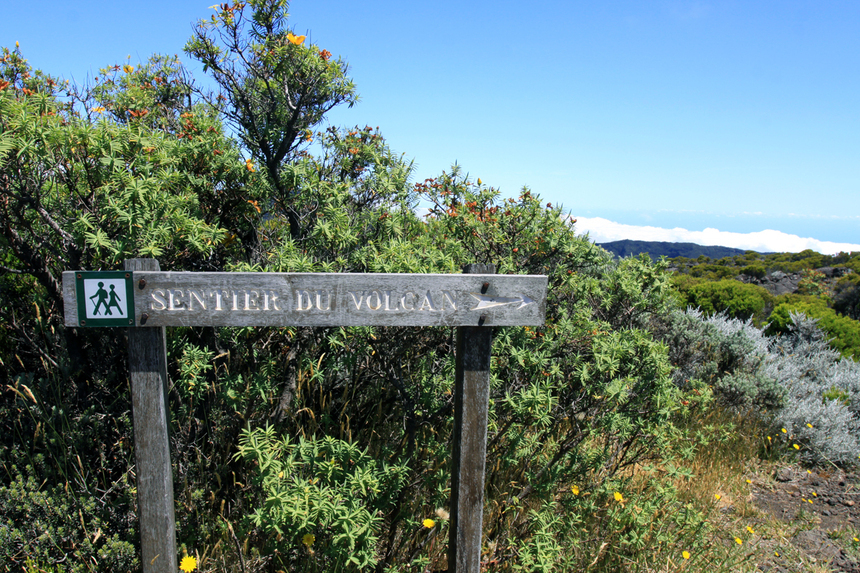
74,271,135,326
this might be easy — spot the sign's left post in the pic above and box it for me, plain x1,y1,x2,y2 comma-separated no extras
64,260,178,573
125,258,178,573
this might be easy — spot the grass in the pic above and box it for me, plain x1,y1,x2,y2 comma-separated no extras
597,404,859,573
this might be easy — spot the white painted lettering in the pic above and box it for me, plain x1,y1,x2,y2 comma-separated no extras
417,291,436,311
150,289,167,311
168,289,185,311
315,290,331,311
348,291,365,310
245,290,261,311
264,290,281,311
188,289,206,311
384,290,399,311
441,290,457,310
296,290,314,311
367,290,382,311
211,290,225,311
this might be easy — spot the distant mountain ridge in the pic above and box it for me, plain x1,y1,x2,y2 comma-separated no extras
597,240,750,260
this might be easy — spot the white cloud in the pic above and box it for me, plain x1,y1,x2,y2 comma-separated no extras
573,216,860,255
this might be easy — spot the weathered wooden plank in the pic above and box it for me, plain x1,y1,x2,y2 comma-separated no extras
125,259,178,573
64,271,547,327
448,263,494,573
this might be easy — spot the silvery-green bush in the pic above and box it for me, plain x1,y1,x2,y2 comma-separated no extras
661,309,860,467
765,312,860,466
662,308,782,410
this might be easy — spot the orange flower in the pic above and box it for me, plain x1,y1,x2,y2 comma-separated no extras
287,32,306,45
245,158,255,172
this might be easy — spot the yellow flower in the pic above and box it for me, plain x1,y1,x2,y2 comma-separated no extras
91,106,106,113
287,32,306,45
806,423,813,428
781,428,787,434
614,492,624,503
714,493,721,501
854,537,859,542
746,526,755,535
423,518,436,528
746,479,752,484
571,485,579,495
179,555,197,572
302,533,315,546
122,65,134,73
735,537,743,545
793,444,800,450
682,550,690,560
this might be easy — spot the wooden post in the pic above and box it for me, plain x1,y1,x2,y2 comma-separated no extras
448,263,495,573
125,258,177,573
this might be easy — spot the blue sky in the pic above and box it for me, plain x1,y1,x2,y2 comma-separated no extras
4,1,859,253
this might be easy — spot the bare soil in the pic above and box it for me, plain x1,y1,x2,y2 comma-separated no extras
750,466,859,572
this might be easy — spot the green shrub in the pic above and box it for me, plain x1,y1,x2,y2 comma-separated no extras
235,428,409,571
677,279,773,323
0,468,138,572
766,301,860,359
739,264,767,279
832,273,860,320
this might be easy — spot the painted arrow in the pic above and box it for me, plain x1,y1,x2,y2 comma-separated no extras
469,293,536,311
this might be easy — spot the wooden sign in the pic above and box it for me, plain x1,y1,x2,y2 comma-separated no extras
63,271,547,328
61,263,548,573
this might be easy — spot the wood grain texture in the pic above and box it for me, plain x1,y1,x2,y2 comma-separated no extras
62,271,78,326
137,271,543,327
125,259,177,573
64,271,547,327
448,263,495,573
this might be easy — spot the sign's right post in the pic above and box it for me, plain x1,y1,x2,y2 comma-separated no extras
448,263,495,573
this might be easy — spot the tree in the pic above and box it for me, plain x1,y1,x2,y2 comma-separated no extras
185,0,358,241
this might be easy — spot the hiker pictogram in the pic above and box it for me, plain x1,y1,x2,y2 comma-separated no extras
78,273,132,323
88,281,124,316
107,284,124,316
89,282,110,316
